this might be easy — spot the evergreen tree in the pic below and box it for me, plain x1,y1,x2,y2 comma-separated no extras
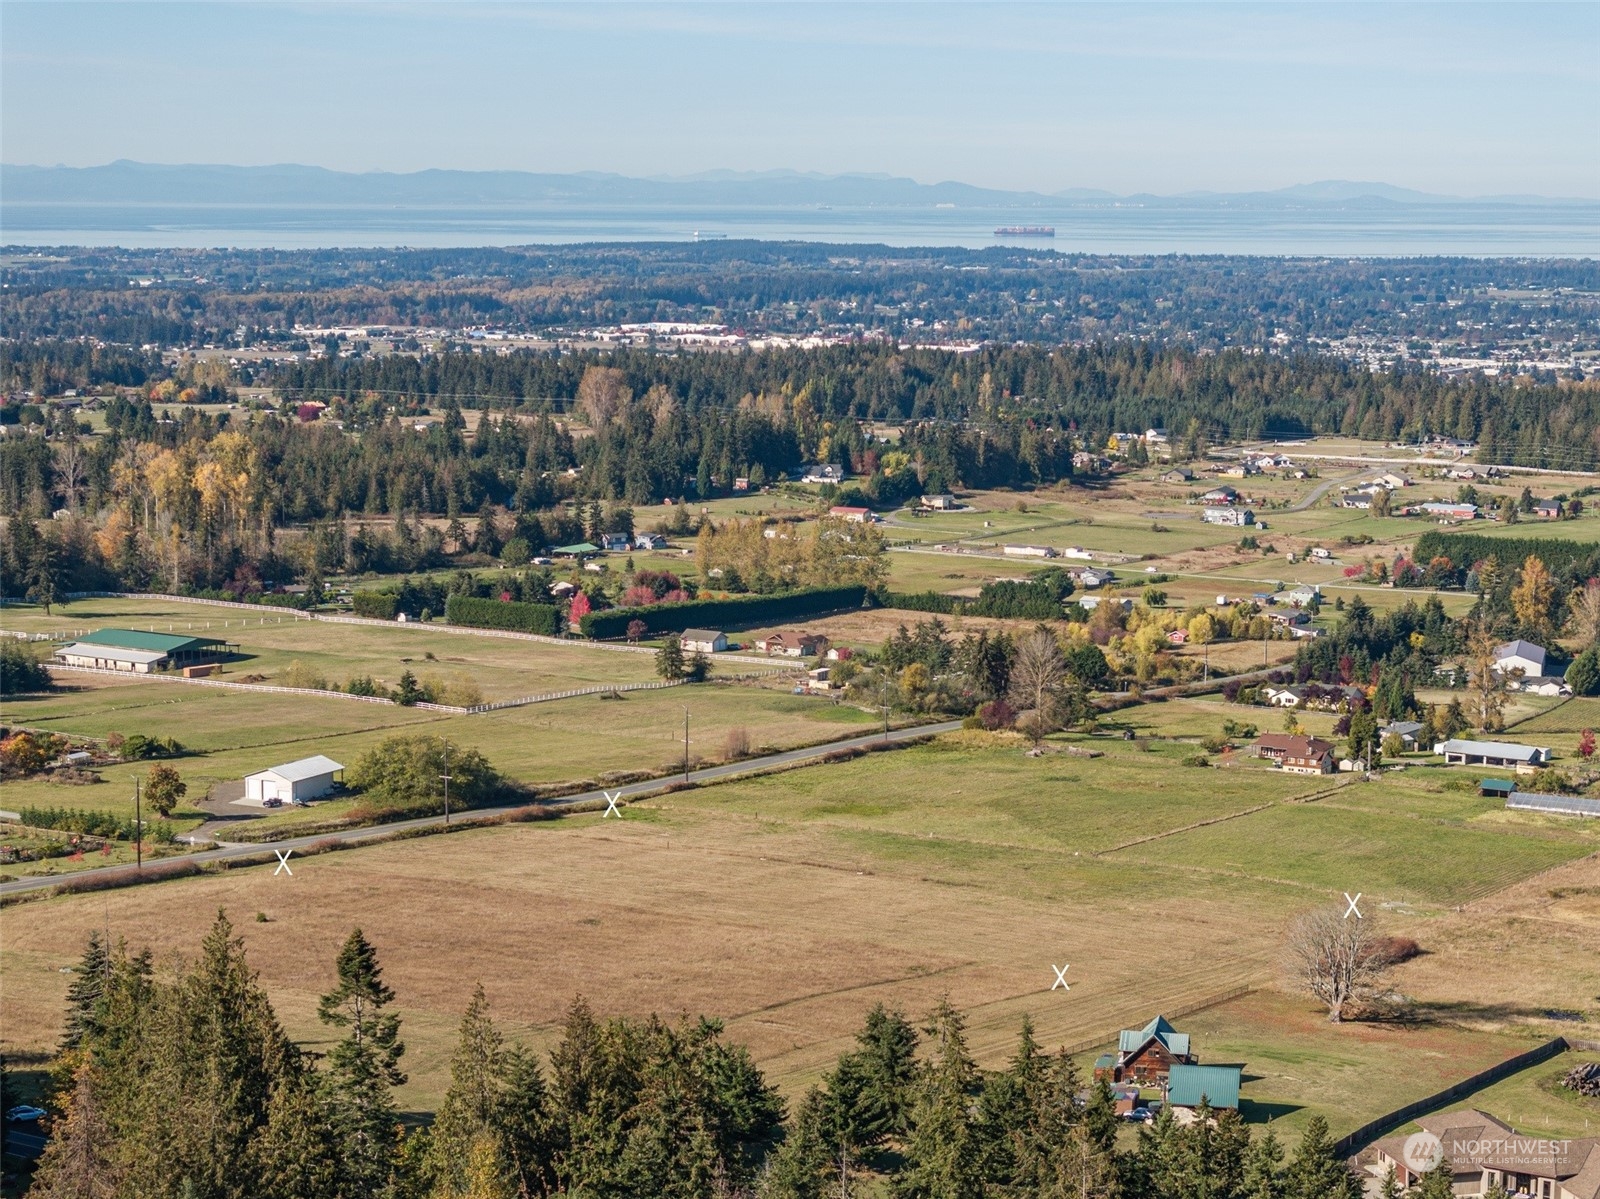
429,984,514,1196
821,1003,919,1168
251,1076,343,1199
317,929,406,1197
758,1089,832,1199
1378,1164,1402,1199
1284,1115,1359,1199
59,931,110,1053
1083,1075,1119,1157
656,635,685,680
1415,1158,1456,1199
1243,1127,1286,1199
890,998,983,1199
499,1045,555,1199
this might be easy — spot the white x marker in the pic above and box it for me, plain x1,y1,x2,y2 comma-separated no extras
1343,892,1362,919
1051,964,1071,991
602,791,623,818
273,849,294,877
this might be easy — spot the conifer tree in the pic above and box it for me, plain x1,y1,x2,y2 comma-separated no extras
1243,1127,1286,1199
318,928,406,1197
759,1089,832,1199
1378,1164,1402,1199
252,1076,343,1199
27,1064,123,1199
1284,1115,1359,1199
1415,1158,1457,1199
58,930,110,1053
890,998,983,1199
430,984,514,1196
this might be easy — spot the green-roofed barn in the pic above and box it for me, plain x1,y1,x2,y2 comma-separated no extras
54,628,226,674
1166,1064,1242,1119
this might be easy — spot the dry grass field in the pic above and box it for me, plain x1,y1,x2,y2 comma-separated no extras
5,731,1596,1141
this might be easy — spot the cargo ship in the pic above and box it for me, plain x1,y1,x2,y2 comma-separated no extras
995,225,1055,237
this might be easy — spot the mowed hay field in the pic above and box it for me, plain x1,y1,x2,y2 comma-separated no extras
2,596,662,700
4,733,1596,1140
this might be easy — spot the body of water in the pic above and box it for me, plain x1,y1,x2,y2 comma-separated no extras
3,200,1598,256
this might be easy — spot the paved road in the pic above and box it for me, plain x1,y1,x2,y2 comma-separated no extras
0,720,964,899
1288,467,1365,512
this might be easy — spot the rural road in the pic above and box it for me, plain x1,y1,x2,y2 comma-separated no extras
0,720,964,899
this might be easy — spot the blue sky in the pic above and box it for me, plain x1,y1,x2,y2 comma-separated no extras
3,1,1596,197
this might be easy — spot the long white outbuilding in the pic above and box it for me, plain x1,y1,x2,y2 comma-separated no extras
244,755,344,804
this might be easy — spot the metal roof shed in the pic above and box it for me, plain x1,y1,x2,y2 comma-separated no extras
245,755,344,804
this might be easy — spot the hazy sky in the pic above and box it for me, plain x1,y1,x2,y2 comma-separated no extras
4,1,1597,197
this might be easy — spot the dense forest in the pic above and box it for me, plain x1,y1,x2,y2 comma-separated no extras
264,342,1600,466
4,243,1598,352
16,914,1376,1199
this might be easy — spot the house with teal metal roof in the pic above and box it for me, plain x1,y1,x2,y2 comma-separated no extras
1093,1015,1197,1085
1167,1064,1242,1119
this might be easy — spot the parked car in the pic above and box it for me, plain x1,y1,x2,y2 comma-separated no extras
263,797,283,808
532,556,553,565
6,1105,47,1123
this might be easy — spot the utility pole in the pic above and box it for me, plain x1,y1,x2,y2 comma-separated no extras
1203,641,1210,684
132,776,142,869
439,739,452,825
881,674,890,741
682,706,691,783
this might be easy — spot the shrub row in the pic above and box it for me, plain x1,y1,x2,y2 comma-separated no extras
877,590,962,614
580,585,870,640
445,594,561,636
16,806,139,840
351,590,399,620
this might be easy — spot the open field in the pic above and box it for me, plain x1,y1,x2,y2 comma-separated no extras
1405,1050,1600,1139
5,729,1595,1141
1,596,662,701
1146,989,1589,1132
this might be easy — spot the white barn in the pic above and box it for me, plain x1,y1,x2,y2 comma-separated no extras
245,755,344,804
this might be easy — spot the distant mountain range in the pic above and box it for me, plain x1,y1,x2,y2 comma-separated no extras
2,161,1589,209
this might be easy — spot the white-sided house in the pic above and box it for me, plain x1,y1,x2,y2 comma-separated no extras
1201,506,1255,527
1491,639,1547,677
245,755,343,804
680,629,728,654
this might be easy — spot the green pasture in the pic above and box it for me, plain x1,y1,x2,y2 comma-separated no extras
2,596,661,701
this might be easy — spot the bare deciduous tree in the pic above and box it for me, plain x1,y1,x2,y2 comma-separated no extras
1569,578,1600,650
1285,905,1390,1023
1007,629,1069,746
576,365,632,429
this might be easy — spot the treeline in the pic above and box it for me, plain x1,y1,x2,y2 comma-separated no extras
23,915,1372,1199
881,568,1078,621
270,342,1600,469
7,243,1600,354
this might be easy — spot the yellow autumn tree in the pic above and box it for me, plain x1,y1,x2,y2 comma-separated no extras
1510,555,1558,641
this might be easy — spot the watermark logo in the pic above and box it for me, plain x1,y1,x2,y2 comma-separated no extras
602,791,623,818
1343,891,1363,919
273,849,294,877
1050,964,1071,991
1402,1132,1443,1174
